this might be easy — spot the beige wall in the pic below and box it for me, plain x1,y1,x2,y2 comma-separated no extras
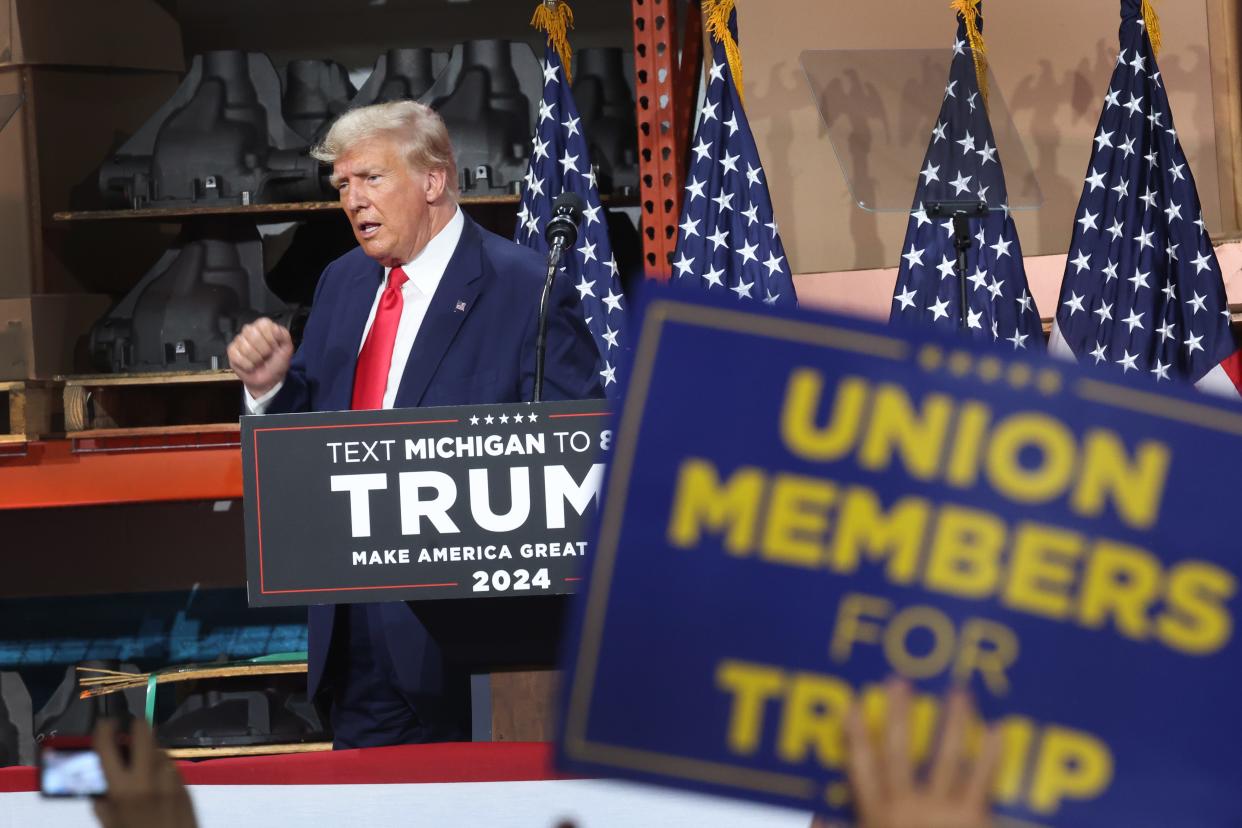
794,239,1242,325
737,0,1226,274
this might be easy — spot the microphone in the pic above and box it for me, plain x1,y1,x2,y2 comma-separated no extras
926,200,988,331
545,191,586,251
533,191,587,404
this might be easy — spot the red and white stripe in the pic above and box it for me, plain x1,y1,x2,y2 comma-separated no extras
0,742,810,828
1049,319,1242,398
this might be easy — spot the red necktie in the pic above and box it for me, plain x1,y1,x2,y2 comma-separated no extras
351,266,409,410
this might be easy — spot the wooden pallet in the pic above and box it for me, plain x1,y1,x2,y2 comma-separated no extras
79,661,308,699
77,660,327,759
0,380,57,444
166,742,332,759
62,370,242,438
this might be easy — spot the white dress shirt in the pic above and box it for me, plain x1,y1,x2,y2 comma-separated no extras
246,206,465,413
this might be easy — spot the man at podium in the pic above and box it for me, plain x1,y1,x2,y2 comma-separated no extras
226,100,602,748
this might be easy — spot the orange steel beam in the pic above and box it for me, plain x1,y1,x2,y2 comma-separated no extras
0,438,242,509
674,1,703,189
632,0,686,280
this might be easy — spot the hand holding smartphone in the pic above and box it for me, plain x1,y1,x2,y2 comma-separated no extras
39,733,125,797
40,718,198,828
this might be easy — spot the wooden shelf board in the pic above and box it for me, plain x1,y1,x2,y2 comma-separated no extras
54,201,340,221
53,194,522,222
66,423,240,440
49,192,641,222
63,370,240,387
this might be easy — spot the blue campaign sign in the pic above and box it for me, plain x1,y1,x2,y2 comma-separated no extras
557,289,1242,826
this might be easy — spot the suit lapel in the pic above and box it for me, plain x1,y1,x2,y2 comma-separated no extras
330,260,384,411
394,216,488,407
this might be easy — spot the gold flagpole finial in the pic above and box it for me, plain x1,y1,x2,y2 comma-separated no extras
531,0,575,84
702,0,745,107
949,0,989,109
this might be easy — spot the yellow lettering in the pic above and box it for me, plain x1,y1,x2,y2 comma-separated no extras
1028,726,1114,813
761,474,835,568
829,593,891,664
1157,562,1236,655
882,605,957,679
944,402,992,488
776,672,853,765
716,660,786,756
1003,523,1083,621
953,618,1020,696
1078,541,1161,640
711,661,1117,816
780,370,866,461
1072,431,1169,530
829,489,928,584
667,460,764,555
993,716,1036,803
857,384,952,480
924,506,1005,598
985,414,1076,503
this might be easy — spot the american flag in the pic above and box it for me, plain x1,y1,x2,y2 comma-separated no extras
671,10,797,307
890,6,1044,349
515,44,625,396
1050,0,1241,396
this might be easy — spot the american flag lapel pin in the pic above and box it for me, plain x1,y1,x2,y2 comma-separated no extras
455,300,467,312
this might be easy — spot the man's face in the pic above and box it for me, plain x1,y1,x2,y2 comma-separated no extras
332,136,434,267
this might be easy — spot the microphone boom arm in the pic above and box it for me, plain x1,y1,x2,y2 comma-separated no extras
533,238,567,403
531,191,585,403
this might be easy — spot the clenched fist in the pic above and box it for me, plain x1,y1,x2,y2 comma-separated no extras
228,317,293,399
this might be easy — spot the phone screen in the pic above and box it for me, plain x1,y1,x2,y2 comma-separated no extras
39,742,107,797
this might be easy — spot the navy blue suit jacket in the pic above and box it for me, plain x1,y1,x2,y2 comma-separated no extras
267,215,602,719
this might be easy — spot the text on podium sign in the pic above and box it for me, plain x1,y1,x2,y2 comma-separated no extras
242,399,610,607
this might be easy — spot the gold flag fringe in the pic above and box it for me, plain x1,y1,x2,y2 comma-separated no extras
531,0,575,84
950,0,988,110
1142,0,1163,57
702,0,745,107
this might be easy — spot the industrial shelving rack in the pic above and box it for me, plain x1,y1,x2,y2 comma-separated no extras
0,0,703,509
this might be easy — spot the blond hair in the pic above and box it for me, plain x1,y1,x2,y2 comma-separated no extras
312,101,460,199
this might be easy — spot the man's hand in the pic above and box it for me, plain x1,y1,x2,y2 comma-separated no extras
227,318,293,399
92,718,198,828
834,679,1003,828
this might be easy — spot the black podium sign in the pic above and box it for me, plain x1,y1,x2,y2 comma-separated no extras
241,400,611,607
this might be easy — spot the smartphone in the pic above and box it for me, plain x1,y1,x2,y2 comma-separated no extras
38,736,111,797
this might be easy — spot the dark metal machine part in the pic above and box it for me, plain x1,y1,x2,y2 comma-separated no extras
90,221,289,373
573,47,639,196
34,663,142,743
84,39,591,374
156,677,329,749
0,673,33,767
349,47,443,108
431,39,540,196
352,40,540,196
263,218,358,307
282,59,357,144
100,51,325,208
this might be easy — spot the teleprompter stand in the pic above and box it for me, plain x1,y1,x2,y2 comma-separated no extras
927,200,988,330
799,48,1042,319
